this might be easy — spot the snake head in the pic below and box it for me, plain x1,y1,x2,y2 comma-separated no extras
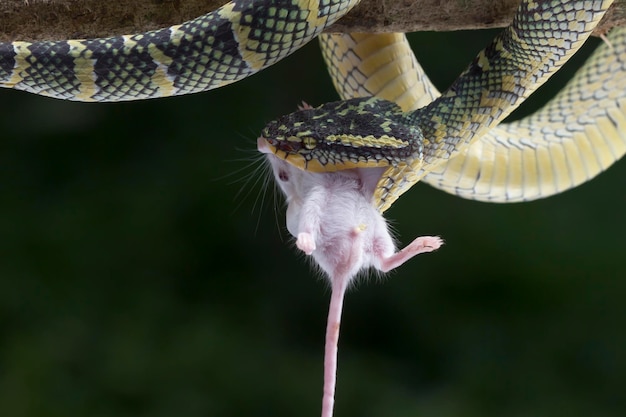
258,97,424,173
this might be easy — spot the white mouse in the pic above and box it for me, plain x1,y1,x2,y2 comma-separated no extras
258,136,442,417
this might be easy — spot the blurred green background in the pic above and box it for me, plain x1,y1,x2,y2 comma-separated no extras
0,29,624,417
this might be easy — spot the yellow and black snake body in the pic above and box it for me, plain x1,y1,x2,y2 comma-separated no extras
320,28,626,202
261,0,614,211
0,0,621,212
0,0,358,101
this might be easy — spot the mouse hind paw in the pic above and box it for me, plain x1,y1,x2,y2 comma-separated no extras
378,235,443,272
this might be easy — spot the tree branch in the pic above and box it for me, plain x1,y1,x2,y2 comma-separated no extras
1,0,624,42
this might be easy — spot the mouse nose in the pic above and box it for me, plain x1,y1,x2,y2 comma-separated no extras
257,137,270,153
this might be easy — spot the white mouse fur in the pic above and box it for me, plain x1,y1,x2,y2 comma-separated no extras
258,137,442,280
258,136,442,417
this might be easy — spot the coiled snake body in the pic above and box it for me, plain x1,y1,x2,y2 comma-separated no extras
0,0,622,210
321,28,626,202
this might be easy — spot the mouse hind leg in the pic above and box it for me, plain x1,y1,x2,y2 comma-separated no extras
377,236,443,273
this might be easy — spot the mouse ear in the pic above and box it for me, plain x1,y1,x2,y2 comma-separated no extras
298,101,313,110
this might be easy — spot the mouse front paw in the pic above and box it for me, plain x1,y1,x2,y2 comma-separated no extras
296,232,316,255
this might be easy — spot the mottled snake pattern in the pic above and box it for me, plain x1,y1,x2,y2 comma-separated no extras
0,0,621,211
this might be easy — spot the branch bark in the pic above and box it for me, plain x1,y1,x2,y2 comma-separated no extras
1,0,624,42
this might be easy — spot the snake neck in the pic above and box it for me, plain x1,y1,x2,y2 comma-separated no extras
405,0,613,167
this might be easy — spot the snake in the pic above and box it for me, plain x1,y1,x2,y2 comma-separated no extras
0,0,360,101
260,0,615,211
0,0,620,211
320,28,626,202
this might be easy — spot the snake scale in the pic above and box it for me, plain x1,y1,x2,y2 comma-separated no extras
0,0,360,101
0,0,621,209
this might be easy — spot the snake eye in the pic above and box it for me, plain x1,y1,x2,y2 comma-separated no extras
278,141,302,154
278,170,289,182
